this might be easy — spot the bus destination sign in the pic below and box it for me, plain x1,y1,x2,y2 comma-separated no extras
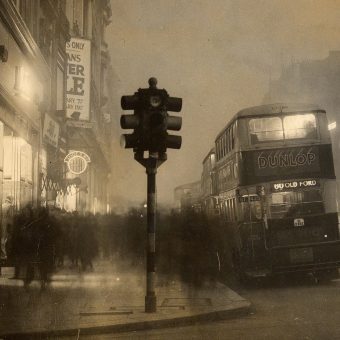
271,179,320,192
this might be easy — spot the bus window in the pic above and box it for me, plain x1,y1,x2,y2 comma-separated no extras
284,114,316,139
270,189,324,218
231,123,235,149
240,196,262,222
219,139,222,159
232,197,237,221
229,199,233,221
249,117,283,142
227,199,231,221
228,127,232,152
233,162,238,180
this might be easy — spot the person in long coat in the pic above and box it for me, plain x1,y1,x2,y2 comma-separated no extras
12,205,35,285
36,207,58,290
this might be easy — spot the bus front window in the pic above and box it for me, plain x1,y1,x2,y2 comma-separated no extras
270,189,324,219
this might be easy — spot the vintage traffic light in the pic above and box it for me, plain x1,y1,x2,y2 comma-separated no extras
119,78,183,313
120,78,182,155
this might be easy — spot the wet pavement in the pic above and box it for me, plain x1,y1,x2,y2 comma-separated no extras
0,261,250,338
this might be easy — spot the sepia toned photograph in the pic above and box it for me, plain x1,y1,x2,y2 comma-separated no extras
1,0,340,339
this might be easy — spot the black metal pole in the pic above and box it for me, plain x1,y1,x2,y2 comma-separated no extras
145,163,157,313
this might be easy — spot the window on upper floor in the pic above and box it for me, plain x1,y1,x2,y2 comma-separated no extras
66,0,84,36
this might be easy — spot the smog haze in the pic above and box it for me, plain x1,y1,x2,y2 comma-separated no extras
107,0,340,207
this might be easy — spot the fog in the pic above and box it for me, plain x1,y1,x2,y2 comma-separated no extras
107,0,340,206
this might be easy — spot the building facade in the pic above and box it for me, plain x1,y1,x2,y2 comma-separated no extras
64,0,113,214
0,0,70,212
0,0,114,218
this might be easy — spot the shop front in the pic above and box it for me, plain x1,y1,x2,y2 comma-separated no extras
0,115,39,260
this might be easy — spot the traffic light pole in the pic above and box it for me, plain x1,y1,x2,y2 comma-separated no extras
145,162,157,313
135,154,165,313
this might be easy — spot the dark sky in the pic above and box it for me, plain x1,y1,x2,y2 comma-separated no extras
107,0,340,207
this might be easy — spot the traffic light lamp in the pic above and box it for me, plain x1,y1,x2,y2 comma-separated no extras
146,78,182,152
120,93,143,150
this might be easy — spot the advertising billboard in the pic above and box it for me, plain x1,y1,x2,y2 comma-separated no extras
241,145,335,185
66,38,91,121
253,146,320,177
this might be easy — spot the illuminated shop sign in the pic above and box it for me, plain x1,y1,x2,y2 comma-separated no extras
64,151,91,175
254,147,320,176
66,38,91,120
271,179,319,192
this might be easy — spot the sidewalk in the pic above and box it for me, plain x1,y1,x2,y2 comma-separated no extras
0,261,251,338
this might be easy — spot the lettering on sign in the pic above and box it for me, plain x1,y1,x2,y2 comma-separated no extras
258,149,316,169
43,114,60,147
253,147,320,177
271,179,319,192
66,38,91,120
64,151,91,175
294,218,305,227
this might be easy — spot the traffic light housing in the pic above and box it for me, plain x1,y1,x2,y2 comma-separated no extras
120,93,142,149
120,78,182,156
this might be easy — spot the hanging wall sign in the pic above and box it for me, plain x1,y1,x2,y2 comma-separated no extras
66,38,91,120
43,114,60,147
64,151,91,175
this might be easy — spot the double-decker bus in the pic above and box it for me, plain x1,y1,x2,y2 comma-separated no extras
214,103,340,281
174,181,202,213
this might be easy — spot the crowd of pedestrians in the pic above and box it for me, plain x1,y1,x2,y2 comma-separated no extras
3,204,99,290
1,203,225,289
